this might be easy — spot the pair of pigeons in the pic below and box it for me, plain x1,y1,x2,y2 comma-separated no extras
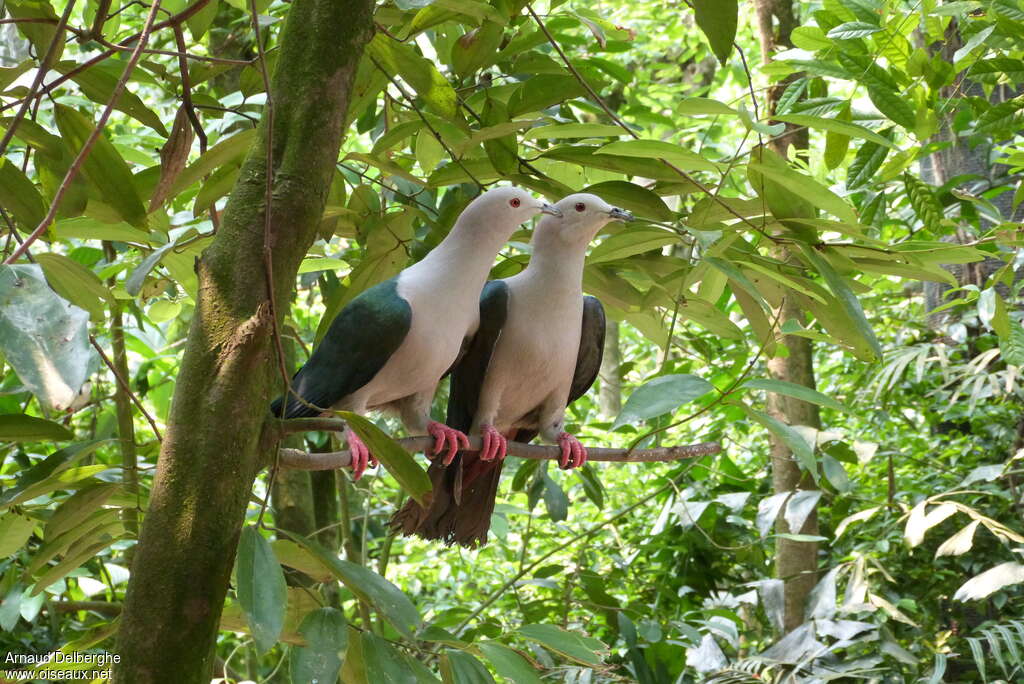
271,187,633,547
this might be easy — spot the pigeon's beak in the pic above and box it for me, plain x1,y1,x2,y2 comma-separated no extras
540,203,563,218
608,207,634,221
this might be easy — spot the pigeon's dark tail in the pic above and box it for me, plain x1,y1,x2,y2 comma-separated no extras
269,394,320,419
390,430,524,548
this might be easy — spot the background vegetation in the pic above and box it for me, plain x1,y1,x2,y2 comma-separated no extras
1,0,1023,680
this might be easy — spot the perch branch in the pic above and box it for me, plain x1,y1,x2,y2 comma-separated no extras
278,435,720,470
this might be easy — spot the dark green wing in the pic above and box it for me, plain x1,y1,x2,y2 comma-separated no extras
568,295,606,404
446,280,509,432
271,277,411,418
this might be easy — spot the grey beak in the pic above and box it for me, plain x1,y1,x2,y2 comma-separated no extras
608,207,634,221
540,203,563,218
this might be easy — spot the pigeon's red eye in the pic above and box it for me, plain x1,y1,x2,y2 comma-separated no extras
510,198,521,208
575,202,586,212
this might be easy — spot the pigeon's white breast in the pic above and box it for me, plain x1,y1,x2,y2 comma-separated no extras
481,275,582,430
353,269,480,410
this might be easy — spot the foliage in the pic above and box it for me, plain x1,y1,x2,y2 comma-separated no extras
1,0,1024,680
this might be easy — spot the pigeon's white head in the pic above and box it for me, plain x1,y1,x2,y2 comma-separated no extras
539,193,634,246
464,186,562,232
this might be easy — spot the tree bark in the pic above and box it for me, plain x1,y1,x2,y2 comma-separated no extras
755,0,820,633
113,0,375,681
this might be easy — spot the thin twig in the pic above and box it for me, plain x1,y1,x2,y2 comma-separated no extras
4,0,164,265
369,55,486,190
0,0,77,160
89,336,163,441
277,436,719,469
172,23,207,152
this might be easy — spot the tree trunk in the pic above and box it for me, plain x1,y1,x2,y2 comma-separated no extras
113,0,375,680
755,0,820,633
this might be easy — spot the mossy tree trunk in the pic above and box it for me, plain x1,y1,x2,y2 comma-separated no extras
113,0,375,680
755,0,821,633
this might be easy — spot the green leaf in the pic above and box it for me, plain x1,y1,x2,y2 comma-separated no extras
236,527,287,654
338,412,431,505
451,22,505,77
541,473,568,522
53,217,151,243
517,624,604,667
0,440,108,509
523,123,625,140
0,513,36,557
477,643,543,684
170,129,257,197
588,226,678,264
790,26,834,51
0,414,72,442
799,245,882,360
744,406,817,475
847,136,891,190
903,173,943,232
541,145,682,181
576,464,605,510
35,253,111,322
747,162,856,224
44,483,119,541
367,34,457,118
441,650,494,684
613,374,714,428
827,21,882,39
4,0,63,60
290,608,347,684
30,530,121,596
822,454,851,493
742,379,850,413
692,0,737,63
53,105,147,228
0,160,46,230
581,181,674,221
1001,320,1024,366
772,114,895,148
507,75,587,117
298,257,349,275
55,62,168,135
286,534,422,639
186,0,219,39
0,265,94,411
677,97,738,116
596,140,721,173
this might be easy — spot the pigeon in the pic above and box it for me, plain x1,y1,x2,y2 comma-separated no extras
392,193,633,544
271,186,562,480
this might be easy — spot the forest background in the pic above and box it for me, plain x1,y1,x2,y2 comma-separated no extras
0,0,1023,680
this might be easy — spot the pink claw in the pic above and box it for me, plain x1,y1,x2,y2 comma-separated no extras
557,432,587,470
479,424,507,462
427,421,470,466
346,429,374,481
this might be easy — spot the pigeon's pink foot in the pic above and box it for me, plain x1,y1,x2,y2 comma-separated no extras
345,429,375,481
557,432,587,470
479,424,507,462
427,420,470,466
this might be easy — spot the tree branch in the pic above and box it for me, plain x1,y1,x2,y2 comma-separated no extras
278,436,720,470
